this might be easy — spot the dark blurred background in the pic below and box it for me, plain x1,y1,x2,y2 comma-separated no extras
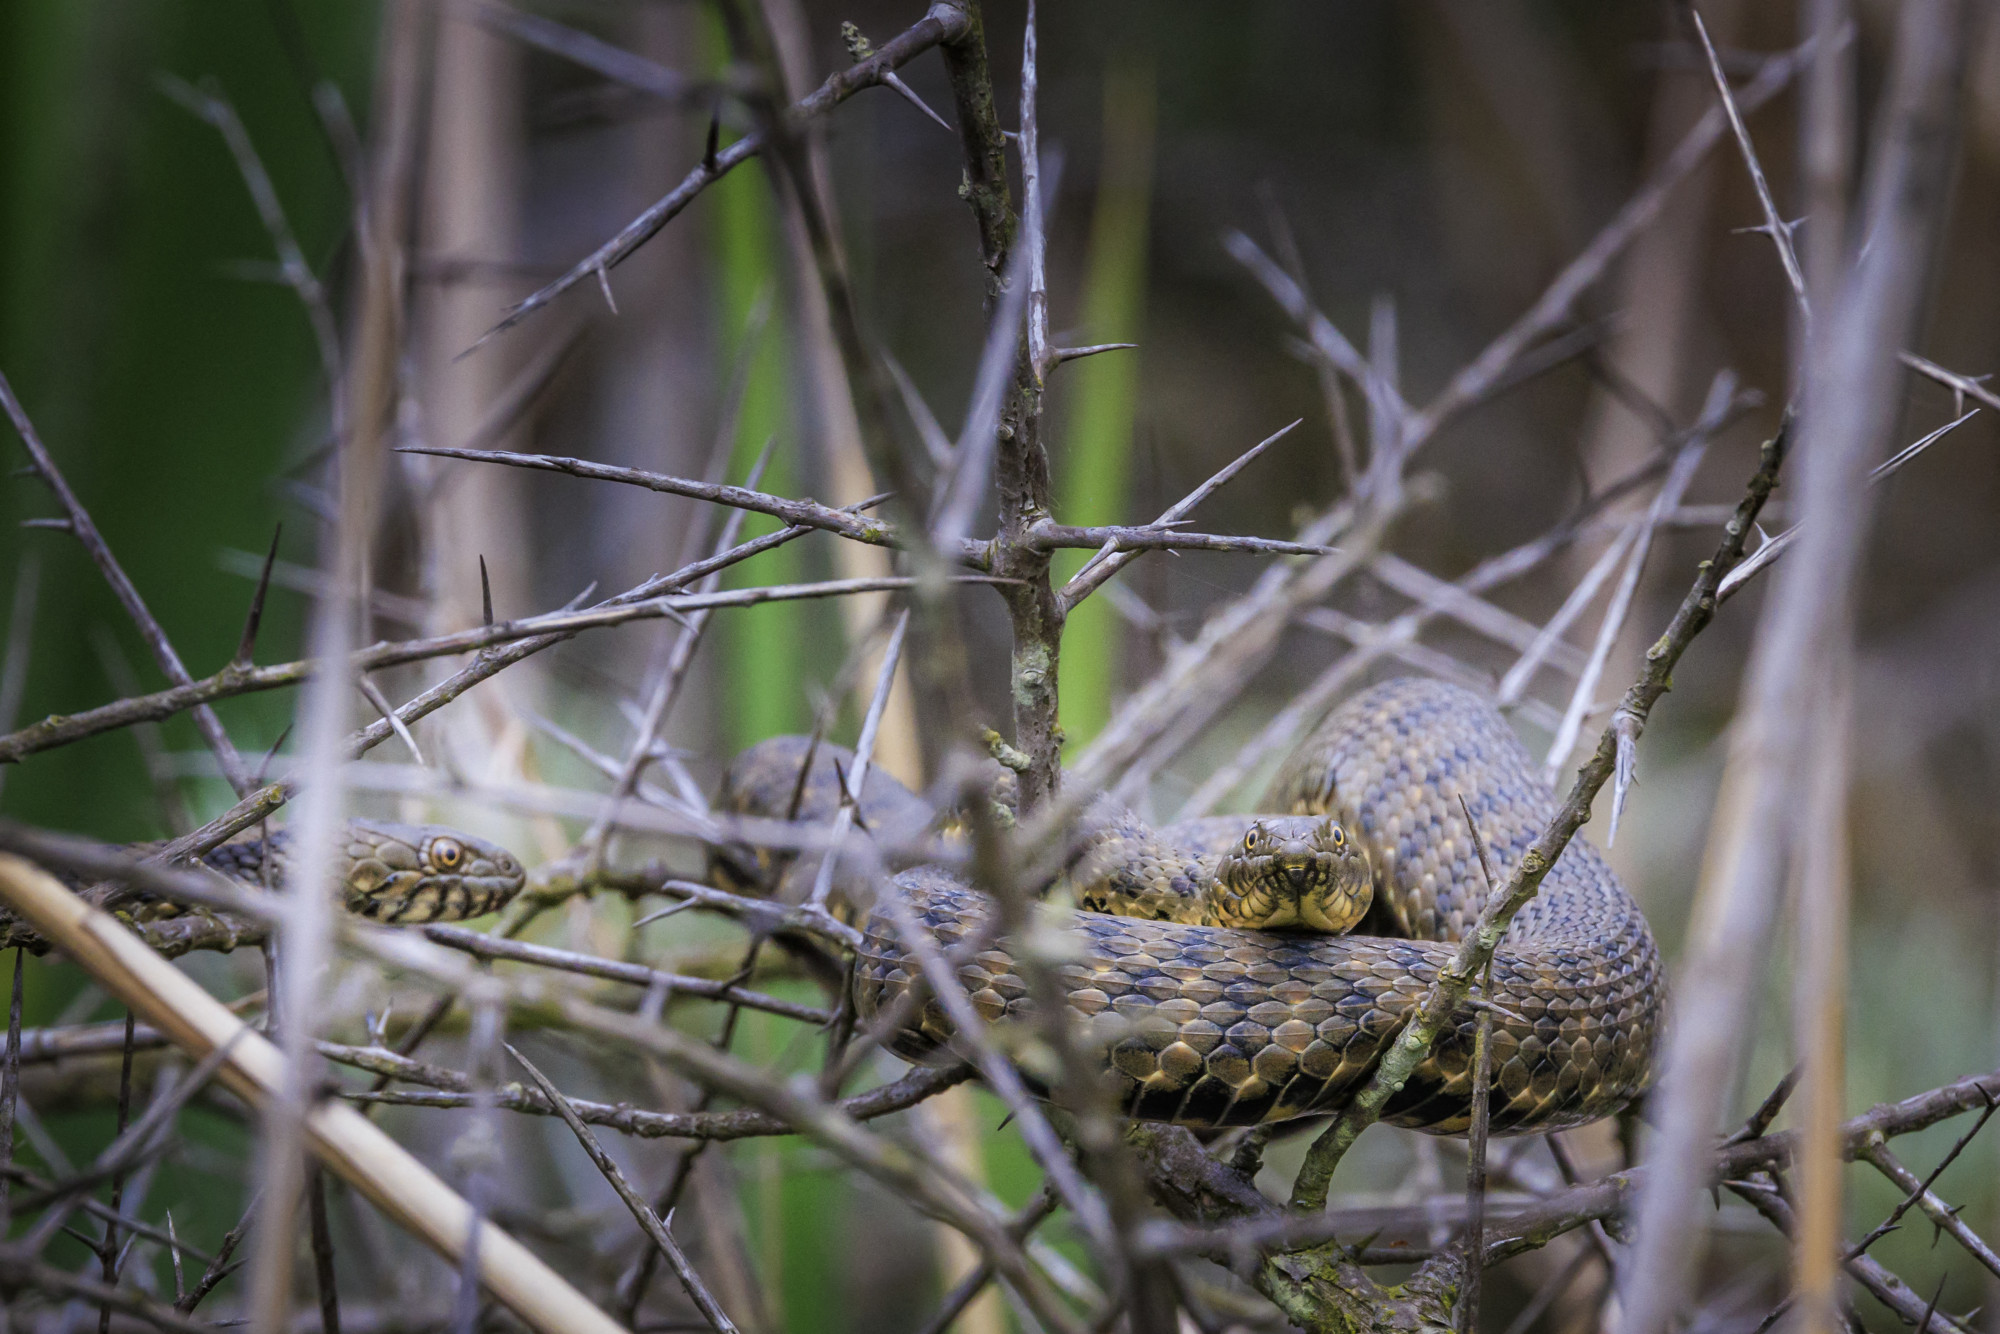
4,2,2000,1329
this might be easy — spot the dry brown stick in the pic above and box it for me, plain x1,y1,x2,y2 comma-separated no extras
1060,420,1300,609
418,925,828,1024
1725,1175,1964,1333
582,436,773,866
0,854,627,1334
0,506,835,770
1901,352,2000,413
1543,372,1734,788
1856,1136,2000,1280
0,371,253,795
1848,1099,1996,1259
1456,795,1503,1334
1287,419,1787,1214
1793,655,1855,1334
508,1046,740,1334
467,4,967,351
1401,41,1808,449
1690,8,1811,324
0,1251,218,1334
159,75,346,423
1620,2,1972,1322
1176,453,1674,817
329,1050,973,1142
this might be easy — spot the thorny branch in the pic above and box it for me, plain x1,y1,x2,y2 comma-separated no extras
2,5,1994,1333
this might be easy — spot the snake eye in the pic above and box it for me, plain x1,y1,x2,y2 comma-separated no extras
429,837,464,871
1330,825,1345,849
1242,829,1257,855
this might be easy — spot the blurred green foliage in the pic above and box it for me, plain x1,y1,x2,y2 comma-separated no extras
1055,59,1154,752
706,15,809,750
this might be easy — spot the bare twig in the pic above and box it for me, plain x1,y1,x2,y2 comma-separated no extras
806,609,910,909
509,1045,740,1333
158,75,347,422
0,855,625,1334
1857,1135,2000,1280
1621,4,1974,1324
420,925,828,1024
1288,418,1787,1212
336,1052,973,1142
0,948,20,1232
1901,352,2000,414
1716,407,1978,601
1544,372,1734,787
1060,420,1299,608
1456,795,1503,1334
1849,1100,1997,1259
1,571,986,769
0,371,253,794
1690,8,1811,325
1403,41,1808,448
465,6,967,352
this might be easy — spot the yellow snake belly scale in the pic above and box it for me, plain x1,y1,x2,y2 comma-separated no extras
718,678,1663,1134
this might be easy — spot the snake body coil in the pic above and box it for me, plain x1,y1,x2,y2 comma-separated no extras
721,678,1663,1133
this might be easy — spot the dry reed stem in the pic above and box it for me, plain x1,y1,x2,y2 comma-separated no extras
0,854,627,1334
1619,1,1973,1325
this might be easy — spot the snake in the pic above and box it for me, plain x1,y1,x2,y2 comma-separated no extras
24,820,527,931
717,677,1664,1134
196,820,527,922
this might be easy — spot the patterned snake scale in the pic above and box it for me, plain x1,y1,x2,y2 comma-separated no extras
132,821,525,923
719,678,1664,1134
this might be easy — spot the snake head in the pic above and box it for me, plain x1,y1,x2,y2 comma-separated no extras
1214,817,1372,934
341,820,526,923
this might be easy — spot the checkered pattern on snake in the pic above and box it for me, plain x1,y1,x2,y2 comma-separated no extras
141,821,524,923
719,678,1663,1133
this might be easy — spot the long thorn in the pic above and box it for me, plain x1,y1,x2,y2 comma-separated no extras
233,524,282,670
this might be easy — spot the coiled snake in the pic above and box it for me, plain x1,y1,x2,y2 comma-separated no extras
720,678,1662,1134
